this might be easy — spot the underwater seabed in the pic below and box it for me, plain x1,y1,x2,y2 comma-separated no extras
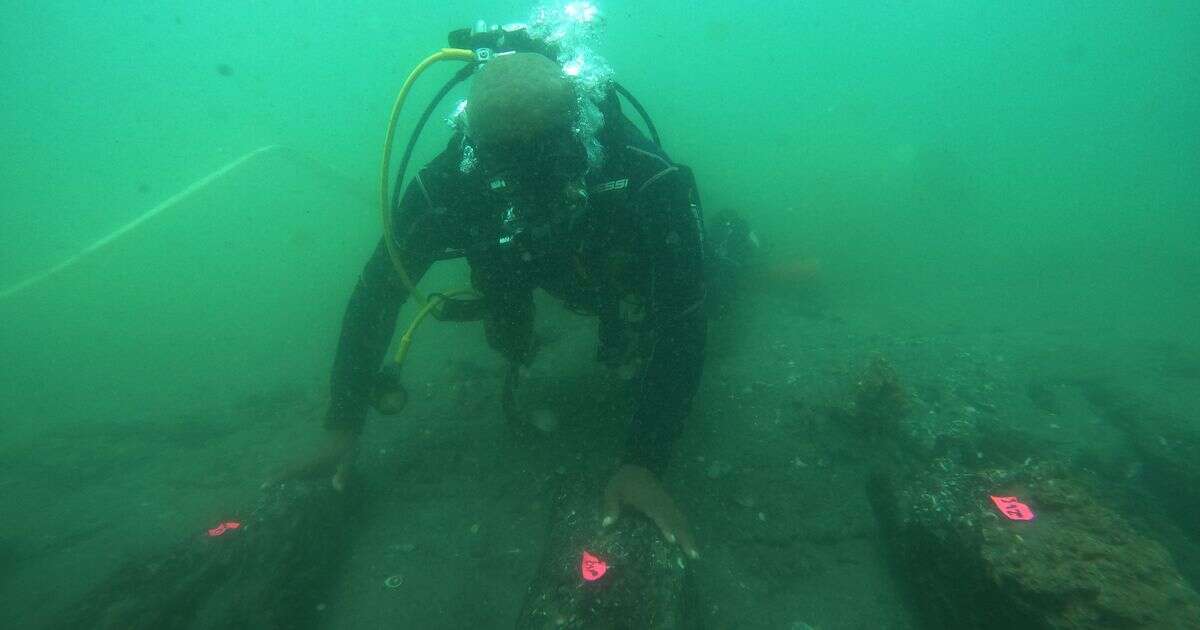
2,151,1198,627
5,265,1198,627
0,145,375,626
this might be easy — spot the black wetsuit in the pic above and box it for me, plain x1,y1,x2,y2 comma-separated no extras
325,109,706,474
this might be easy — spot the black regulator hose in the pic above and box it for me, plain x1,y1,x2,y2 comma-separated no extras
391,63,480,211
613,81,662,149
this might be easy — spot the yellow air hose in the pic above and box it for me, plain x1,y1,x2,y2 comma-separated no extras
393,289,479,366
379,47,480,366
379,48,477,306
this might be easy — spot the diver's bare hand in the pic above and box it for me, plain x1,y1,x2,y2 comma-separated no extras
262,428,357,492
601,464,699,559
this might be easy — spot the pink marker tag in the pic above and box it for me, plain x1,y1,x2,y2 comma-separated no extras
580,550,609,581
990,495,1035,521
206,521,243,537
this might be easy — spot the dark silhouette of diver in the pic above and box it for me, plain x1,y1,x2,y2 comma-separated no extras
276,52,706,558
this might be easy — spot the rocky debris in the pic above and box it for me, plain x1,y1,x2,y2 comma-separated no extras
55,478,354,629
517,476,691,629
1074,378,1200,537
870,460,1200,629
826,355,910,440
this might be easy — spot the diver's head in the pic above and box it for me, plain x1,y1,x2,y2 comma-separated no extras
467,52,586,190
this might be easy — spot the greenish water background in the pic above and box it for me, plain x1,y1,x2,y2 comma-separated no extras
3,1,1196,338
1,3,1198,627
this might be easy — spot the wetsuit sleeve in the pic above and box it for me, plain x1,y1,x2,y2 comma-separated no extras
625,170,707,474
324,181,437,433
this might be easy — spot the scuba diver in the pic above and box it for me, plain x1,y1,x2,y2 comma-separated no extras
275,47,705,559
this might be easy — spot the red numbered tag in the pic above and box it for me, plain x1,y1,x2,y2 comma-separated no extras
989,496,1035,521
580,550,609,581
206,520,243,537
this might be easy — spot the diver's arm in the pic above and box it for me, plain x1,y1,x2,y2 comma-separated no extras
324,240,430,433
324,183,436,434
268,183,435,489
624,171,707,475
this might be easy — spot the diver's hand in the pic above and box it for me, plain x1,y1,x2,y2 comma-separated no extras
601,464,699,559
262,428,357,492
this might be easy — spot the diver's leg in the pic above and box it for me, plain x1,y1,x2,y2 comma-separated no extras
484,294,536,366
470,267,538,428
